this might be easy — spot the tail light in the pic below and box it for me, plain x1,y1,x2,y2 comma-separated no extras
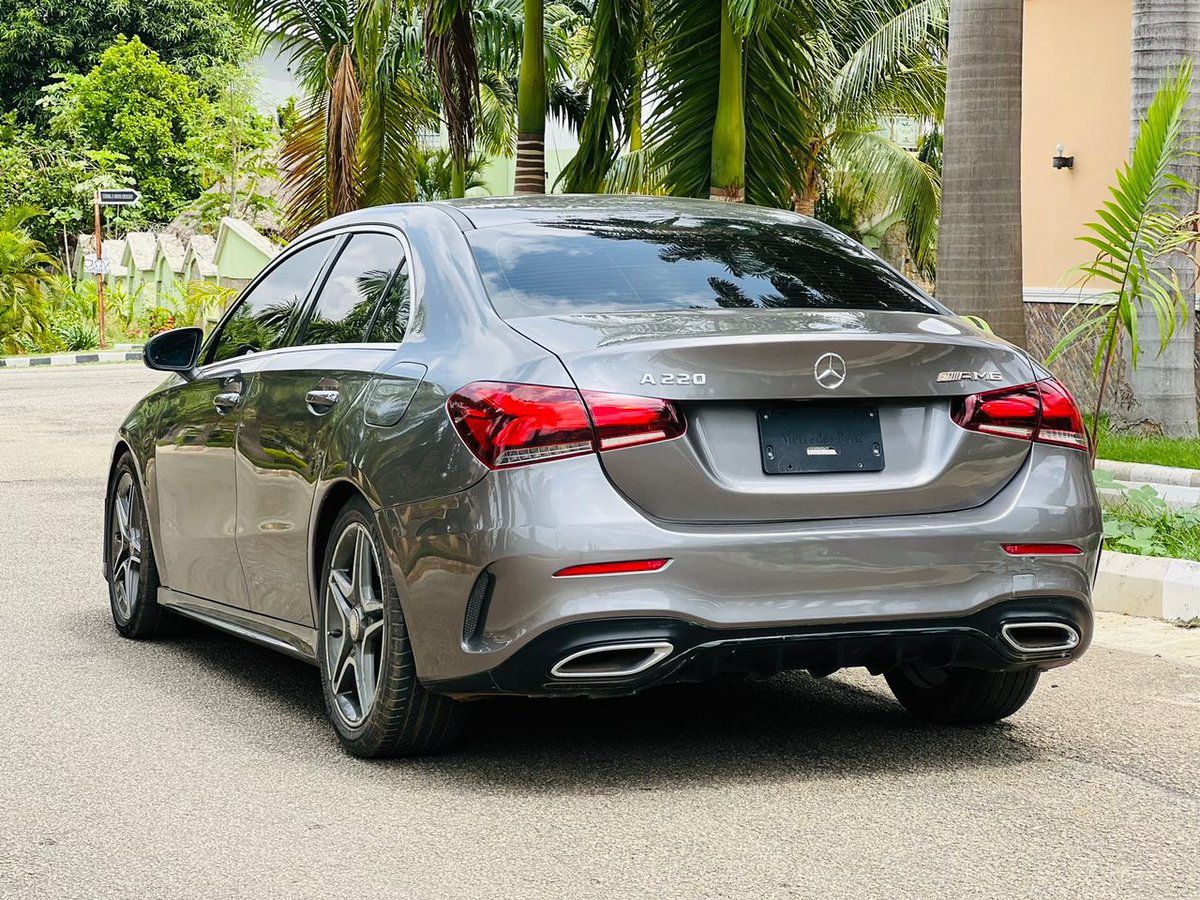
951,377,1087,451
447,381,685,469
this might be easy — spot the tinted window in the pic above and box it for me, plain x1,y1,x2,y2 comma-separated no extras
467,217,940,317
365,257,411,343
208,239,334,363
298,233,405,346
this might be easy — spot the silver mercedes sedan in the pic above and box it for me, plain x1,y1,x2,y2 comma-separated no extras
105,197,1102,757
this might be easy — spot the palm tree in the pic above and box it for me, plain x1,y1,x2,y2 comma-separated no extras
0,207,58,355
790,0,948,274
424,0,481,198
234,0,433,234
936,0,1026,345
645,0,812,205
1124,0,1200,437
515,0,547,193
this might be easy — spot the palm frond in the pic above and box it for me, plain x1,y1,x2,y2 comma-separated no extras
559,0,648,191
279,97,332,236
327,45,364,216
835,129,941,275
425,0,481,168
830,0,949,116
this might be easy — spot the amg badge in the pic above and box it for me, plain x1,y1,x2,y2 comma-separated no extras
937,370,1003,383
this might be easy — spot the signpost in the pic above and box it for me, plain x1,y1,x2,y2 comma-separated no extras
93,189,139,350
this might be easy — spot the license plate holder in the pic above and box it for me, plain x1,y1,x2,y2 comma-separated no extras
757,406,885,474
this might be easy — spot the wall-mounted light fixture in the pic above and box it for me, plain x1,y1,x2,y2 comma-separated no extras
1052,144,1075,170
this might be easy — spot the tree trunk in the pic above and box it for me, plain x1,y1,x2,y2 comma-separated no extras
1126,0,1200,437
937,0,1027,346
515,0,546,194
450,153,466,198
709,0,745,202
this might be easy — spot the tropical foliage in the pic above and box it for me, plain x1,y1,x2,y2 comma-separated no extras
0,0,245,123
0,207,58,354
0,0,952,354
1048,62,1198,454
45,38,212,223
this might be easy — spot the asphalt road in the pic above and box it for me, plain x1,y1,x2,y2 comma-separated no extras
2,364,1199,900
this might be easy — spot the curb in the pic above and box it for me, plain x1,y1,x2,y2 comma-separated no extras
0,350,142,368
1094,550,1200,621
1096,459,1200,489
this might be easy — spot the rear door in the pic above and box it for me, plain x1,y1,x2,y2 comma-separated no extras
236,230,410,625
467,215,1038,524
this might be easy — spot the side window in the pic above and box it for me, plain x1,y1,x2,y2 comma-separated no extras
366,256,411,343
297,233,405,346
207,238,335,363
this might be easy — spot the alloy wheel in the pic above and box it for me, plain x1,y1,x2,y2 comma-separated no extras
109,471,143,622
324,523,387,728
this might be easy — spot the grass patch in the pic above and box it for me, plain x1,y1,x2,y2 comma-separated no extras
1095,431,1200,470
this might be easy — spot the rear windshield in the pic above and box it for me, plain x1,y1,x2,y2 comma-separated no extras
467,216,941,318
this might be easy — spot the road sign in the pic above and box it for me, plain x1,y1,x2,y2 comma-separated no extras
97,189,140,206
83,256,110,275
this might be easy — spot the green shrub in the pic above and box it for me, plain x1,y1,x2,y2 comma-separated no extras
51,315,99,351
1096,471,1200,562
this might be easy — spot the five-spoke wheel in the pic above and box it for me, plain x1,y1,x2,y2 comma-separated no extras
109,471,143,623
105,455,169,638
323,523,387,727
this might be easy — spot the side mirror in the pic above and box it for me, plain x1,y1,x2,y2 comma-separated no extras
144,327,204,377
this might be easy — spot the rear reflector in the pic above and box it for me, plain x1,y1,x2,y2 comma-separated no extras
553,558,672,577
447,381,685,469
951,377,1087,451
1002,543,1083,555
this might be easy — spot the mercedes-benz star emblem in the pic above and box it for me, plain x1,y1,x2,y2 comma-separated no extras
814,352,847,390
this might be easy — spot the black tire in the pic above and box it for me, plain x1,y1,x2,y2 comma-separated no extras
105,454,174,639
317,497,468,758
885,663,1040,725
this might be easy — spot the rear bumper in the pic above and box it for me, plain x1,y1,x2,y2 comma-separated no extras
375,443,1102,689
426,595,1093,698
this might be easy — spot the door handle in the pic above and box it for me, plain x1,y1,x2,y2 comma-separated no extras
214,391,241,413
305,389,340,414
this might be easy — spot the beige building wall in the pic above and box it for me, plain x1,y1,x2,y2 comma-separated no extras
1022,0,1132,293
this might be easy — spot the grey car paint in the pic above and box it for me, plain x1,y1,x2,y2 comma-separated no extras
110,196,1102,691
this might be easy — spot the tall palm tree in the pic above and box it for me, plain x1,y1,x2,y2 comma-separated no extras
936,0,1026,345
645,0,812,205
0,207,57,355
234,0,432,234
515,0,547,192
1125,0,1200,437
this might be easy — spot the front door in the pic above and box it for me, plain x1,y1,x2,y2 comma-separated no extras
152,236,337,607
152,360,253,606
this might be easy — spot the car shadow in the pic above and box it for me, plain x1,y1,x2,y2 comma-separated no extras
93,612,1044,791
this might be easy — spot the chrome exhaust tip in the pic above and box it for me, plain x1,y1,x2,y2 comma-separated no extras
551,641,674,679
1000,622,1080,655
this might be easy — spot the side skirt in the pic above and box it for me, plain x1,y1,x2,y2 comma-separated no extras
158,587,319,665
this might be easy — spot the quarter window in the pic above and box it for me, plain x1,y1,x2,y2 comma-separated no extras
298,233,406,346
207,239,335,363
366,257,411,343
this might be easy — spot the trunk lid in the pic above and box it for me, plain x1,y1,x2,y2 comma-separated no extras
508,309,1039,523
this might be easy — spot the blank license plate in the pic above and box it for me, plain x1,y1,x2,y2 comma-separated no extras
757,406,885,474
